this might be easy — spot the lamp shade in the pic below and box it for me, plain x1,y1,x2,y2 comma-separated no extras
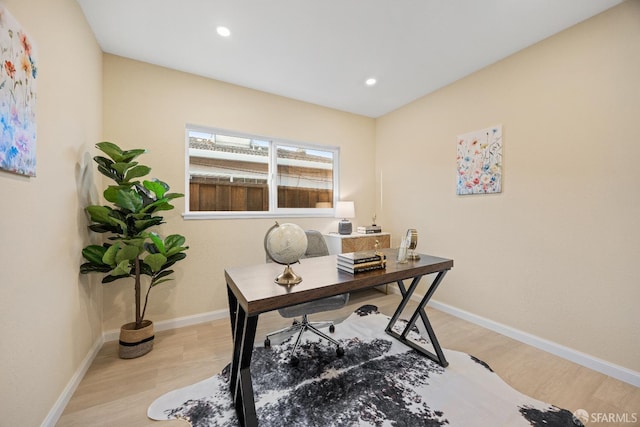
335,201,355,219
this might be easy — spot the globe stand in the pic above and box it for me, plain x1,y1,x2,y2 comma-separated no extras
264,221,307,286
275,264,302,286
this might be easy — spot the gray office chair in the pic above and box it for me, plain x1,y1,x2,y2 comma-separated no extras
264,230,349,364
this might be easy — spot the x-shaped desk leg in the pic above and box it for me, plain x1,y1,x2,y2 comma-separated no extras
385,271,449,367
227,286,259,427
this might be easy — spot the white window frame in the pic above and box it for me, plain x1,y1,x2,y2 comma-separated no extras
183,124,340,220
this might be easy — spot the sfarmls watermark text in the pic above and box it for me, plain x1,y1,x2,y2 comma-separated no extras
573,409,638,425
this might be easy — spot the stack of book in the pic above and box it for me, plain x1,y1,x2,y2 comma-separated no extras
337,251,387,274
356,225,382,234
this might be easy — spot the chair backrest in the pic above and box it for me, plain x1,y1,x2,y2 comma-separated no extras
301,230,329,259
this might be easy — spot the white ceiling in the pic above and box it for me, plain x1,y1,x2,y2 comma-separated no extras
77,0,622,118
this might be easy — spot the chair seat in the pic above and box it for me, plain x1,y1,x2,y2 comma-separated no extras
278,293,349,318
264,229,350,361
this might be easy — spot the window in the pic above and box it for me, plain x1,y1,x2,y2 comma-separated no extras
184,125,339,218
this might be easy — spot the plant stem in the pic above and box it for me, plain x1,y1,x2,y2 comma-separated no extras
140,283,153,325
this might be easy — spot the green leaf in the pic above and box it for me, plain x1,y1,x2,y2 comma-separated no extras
130,211,151,220
148,232,165,254
96,142,125,162
139,262,153,276
166,245,188,257
150,278,173,287
133,183,155,206
120,148,146,163
93,156,114,171
102,242,120,266
86,205,113,225
164,234,186,249
82,245,108,265
134,217,163,231
115,189,143,212
103,185,133,203
124,165,151,182
150,270,175,287
154,270,174,280
96,164,121,182
111,161,138,175
111,260,132,276
109,216,128,236
164,235,188,257
80,262,113,274
143,253,167,273
161,252,187,269
115,244,139,264
121,237,146,248
143,180,167,199
164,192,184,200
141,198,174,214
143,241,158,254
102,273,128,284
88,224,120,234
154,202,175,212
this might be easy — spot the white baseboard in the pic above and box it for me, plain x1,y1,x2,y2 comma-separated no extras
429,299,640,387
44,308,230,426
40,335,104,427
386,285,640,387
103,308,230,342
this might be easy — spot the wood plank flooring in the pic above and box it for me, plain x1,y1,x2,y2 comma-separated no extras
57,290,640,426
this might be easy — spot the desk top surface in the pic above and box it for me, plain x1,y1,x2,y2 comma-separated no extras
225,248,453,316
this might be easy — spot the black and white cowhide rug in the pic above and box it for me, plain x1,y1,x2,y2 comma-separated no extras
148,305,581,426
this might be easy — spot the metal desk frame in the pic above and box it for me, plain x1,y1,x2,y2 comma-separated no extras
225,249,453,426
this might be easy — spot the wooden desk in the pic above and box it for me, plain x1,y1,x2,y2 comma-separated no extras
225,248,453,426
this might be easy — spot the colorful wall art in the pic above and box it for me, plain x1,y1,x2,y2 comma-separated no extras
456,125,502,195
0,5,38,176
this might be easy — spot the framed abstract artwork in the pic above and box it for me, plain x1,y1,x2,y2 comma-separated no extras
0,5,38,177
456,125,502,195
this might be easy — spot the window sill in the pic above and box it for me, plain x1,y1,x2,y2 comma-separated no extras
182,210,336,220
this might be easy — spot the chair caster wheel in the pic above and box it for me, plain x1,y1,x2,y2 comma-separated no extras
290,356,299,366
336,346,344,357
329,324,335,333
264,338,271,348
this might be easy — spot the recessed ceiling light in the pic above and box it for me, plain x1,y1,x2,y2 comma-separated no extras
365,78,377,86
216,26,231,37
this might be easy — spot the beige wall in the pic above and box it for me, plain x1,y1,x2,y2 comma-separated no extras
0,0,103,426
102,55,376,331
376,1,640,372
1,1,637,424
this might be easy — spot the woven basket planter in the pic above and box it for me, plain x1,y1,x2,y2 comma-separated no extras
119,320,154,359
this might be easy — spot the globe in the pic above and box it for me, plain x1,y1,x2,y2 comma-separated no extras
264,222,308,285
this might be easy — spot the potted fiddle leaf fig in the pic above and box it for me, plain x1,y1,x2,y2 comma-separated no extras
80,142,188,358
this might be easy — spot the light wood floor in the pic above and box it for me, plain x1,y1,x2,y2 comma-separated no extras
57,290,640,426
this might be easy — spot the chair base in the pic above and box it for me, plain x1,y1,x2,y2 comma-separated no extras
264,314,344,363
